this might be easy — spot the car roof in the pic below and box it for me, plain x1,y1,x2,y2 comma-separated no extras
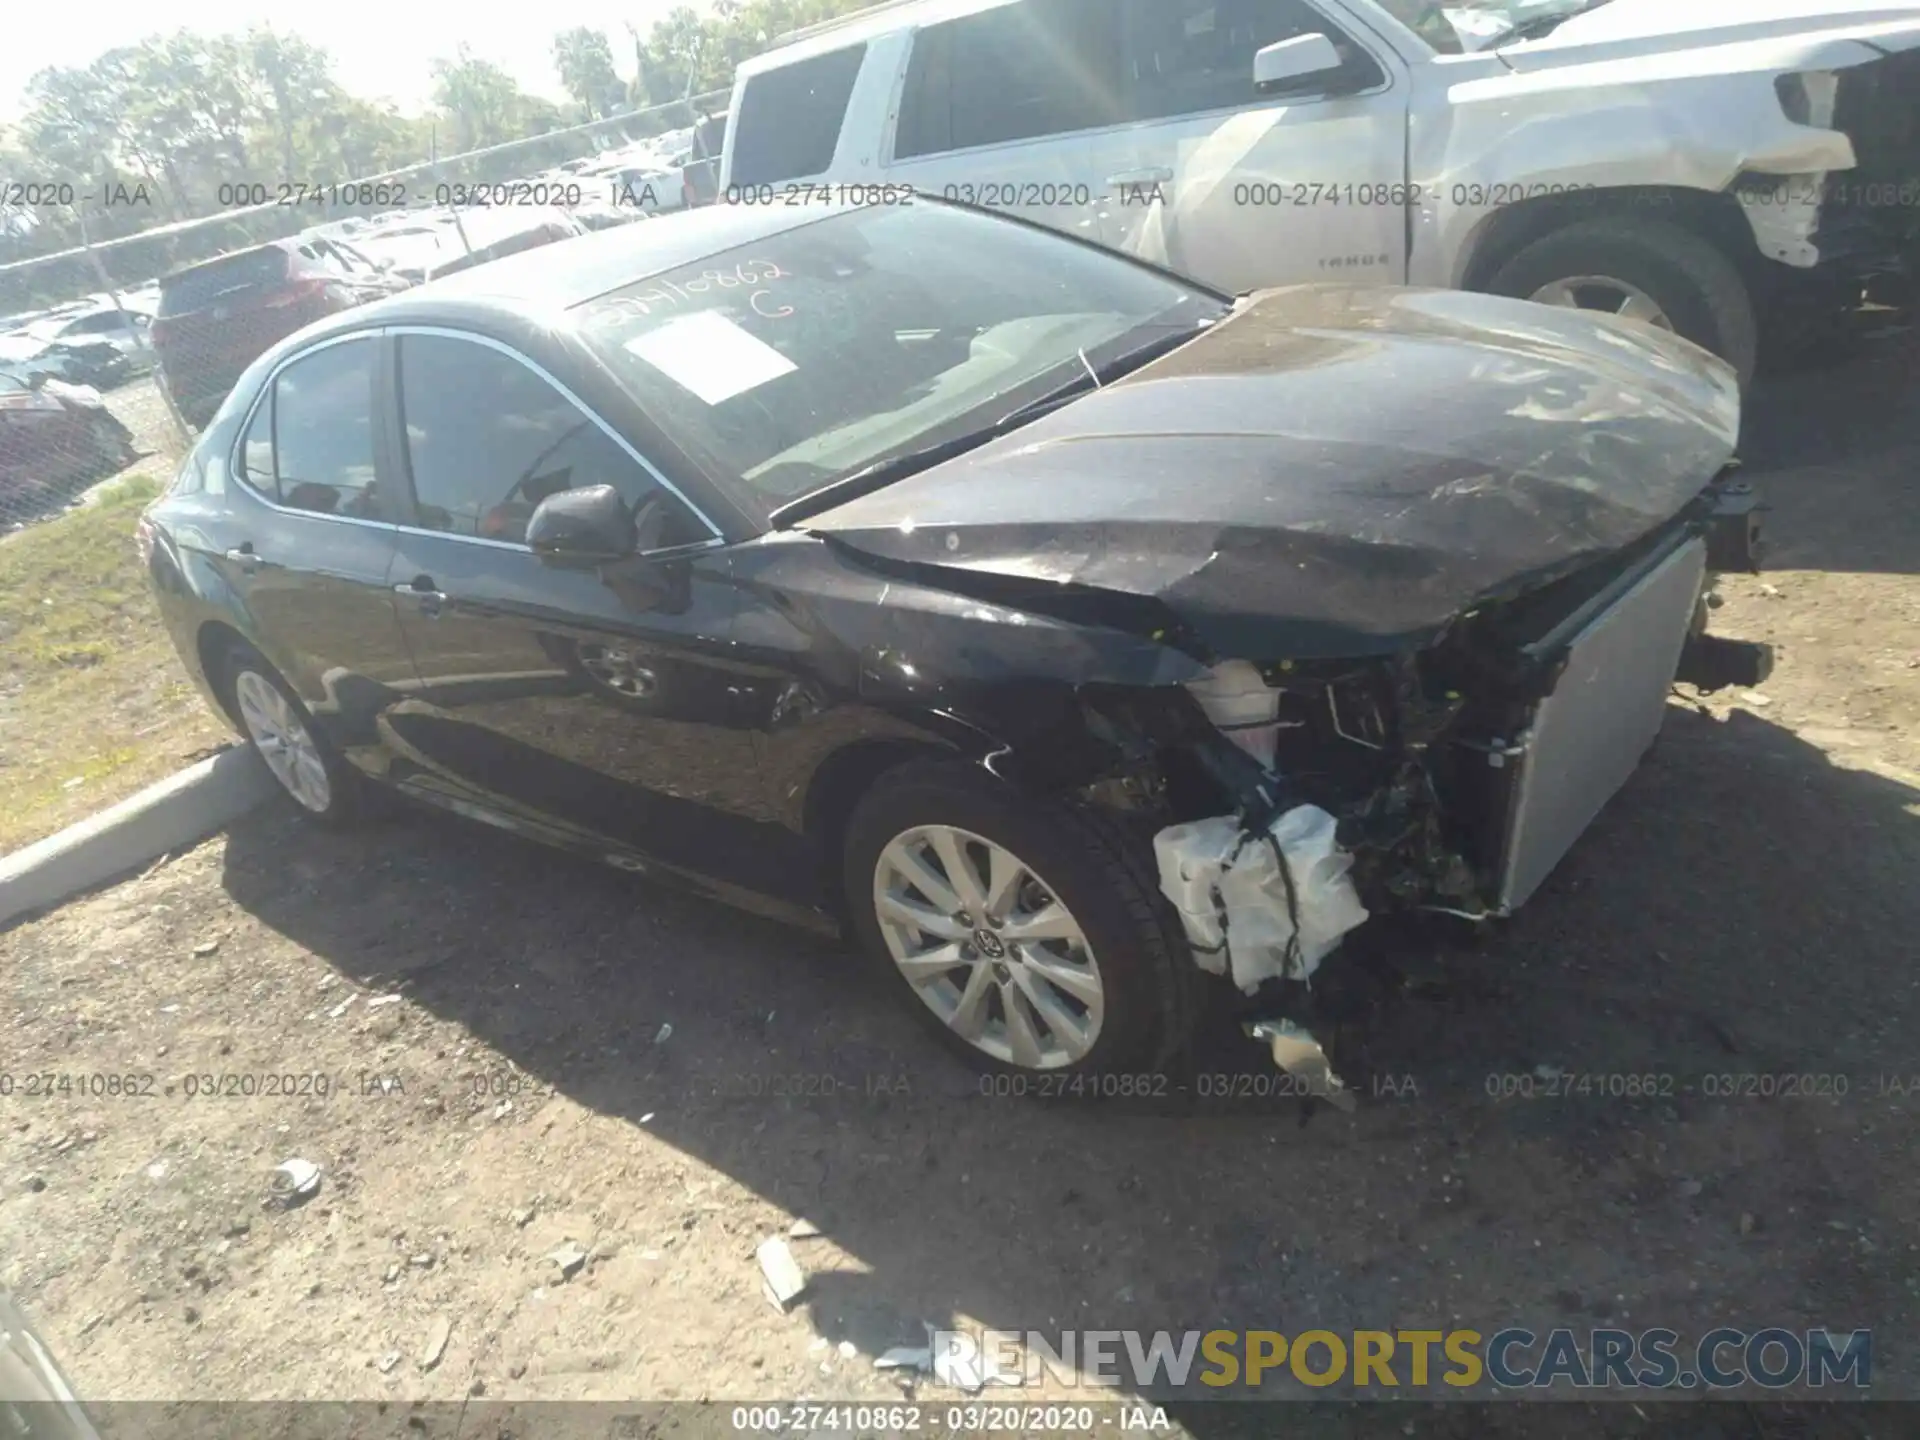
741,0,1017,73
160,241,293,286
369,201,847,313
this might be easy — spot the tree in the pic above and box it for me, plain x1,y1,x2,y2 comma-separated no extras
0,0,886,301
552,28,624,121
430,46,535,152
242,29,338,182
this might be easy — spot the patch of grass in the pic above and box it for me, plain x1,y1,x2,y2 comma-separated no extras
0,477,229,853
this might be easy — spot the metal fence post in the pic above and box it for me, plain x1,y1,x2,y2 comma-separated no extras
73,207,192,453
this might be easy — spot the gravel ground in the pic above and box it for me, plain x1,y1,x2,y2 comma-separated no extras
2,332,1917,1428
103,373,189,472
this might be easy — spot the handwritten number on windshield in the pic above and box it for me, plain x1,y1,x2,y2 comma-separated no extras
601,260,789,322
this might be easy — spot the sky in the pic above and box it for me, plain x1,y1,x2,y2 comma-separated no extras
2,0,713,124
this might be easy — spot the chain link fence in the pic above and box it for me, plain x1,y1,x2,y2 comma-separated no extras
0,87,730,535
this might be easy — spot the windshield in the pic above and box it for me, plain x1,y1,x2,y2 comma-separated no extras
1375,0,1610,53
574,203,1225,522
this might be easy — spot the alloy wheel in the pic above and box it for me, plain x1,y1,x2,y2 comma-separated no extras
1528,275,1675,331
873,825,1105,1070
578,643,658,700
234,670,332,813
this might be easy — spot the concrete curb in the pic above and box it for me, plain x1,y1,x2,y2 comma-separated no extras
0,747,276,929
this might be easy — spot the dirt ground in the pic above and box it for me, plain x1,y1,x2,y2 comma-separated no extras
2,332,1917,1427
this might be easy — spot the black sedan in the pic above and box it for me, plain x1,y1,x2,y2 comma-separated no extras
141,198,1770,1082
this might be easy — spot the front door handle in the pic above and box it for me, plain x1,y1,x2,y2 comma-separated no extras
223,544,273,574
395,579,447,615
1107,166,1174,187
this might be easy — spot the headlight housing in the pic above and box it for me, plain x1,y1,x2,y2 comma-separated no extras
1774,70,1839,128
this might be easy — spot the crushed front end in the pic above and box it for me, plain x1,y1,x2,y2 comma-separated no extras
1747,48,1920,321
1097,470,1772,1103
1822,47,1920,311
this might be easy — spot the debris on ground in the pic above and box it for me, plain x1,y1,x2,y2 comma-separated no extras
787,1217,822,1239
367,994,402,1008
268,1159,321,1207
874,1343,930,1372
653,1023,673,1045
547,1242,588,1281
418,1315,452,1372
871,1323,1018,1392
1249,1019,1357,1113
191,940,220,956
756,1235,807,1312
376,1351,401,1374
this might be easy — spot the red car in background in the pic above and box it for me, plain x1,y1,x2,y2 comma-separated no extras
150,234,407,430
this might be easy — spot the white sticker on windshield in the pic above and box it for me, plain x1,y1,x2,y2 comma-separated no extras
623,309,797,406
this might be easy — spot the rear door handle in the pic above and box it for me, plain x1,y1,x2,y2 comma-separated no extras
223,544,274,574
1107,167,1174,187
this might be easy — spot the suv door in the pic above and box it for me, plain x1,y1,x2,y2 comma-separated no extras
877,0,1123,243
1088,0,1410,293
379,330,801,901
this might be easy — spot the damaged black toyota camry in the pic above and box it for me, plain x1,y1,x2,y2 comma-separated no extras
141,198,1772,1087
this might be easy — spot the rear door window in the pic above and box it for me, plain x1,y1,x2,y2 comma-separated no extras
896,0,1124,159
729,44,866,185
239,338,384,517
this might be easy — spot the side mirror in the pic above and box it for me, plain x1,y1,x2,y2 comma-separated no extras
1253,33,1347,92
526,484,636,564
27,371,47,390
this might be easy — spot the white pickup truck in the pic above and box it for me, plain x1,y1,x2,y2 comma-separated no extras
719,0,1920,382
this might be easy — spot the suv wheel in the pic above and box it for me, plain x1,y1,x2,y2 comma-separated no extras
221,644,363,826
843,762,1198,1078
1488,217,1759,386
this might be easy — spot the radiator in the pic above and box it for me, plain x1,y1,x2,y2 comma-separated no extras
1492,536,1708,913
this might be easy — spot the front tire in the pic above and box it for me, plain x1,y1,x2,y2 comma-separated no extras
219,643,365,827
843,762,1198,1078
1487,217,1759,387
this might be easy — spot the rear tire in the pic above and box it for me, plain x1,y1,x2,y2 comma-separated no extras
1487,217,1759,387
842,761,1199,1079
217,643,366,828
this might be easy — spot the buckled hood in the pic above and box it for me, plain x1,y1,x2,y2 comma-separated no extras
803,285,1740,659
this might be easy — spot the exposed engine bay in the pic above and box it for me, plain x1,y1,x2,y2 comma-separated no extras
1069,471,1772,1103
